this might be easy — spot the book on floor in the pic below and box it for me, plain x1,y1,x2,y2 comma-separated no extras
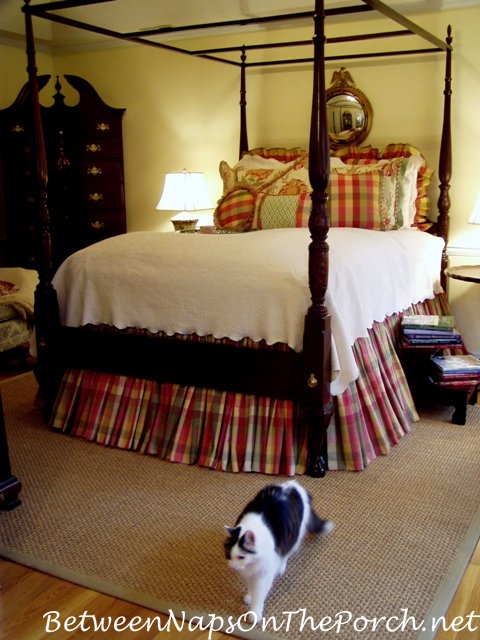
402,328,462,346
430,354,480,377
401,315,455,332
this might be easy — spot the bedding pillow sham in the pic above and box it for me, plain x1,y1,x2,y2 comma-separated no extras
380,143,433,230
215,144,429,231
333,143,433,229
0,280,18,295
253,158,413,232
244,147,306,163
216,155,419,231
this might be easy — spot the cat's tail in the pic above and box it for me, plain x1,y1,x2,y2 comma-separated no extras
308,511,335,536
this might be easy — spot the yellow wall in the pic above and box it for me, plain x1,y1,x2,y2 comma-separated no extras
1,5,480,351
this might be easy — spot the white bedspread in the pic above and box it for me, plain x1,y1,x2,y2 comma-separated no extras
52,227,444,395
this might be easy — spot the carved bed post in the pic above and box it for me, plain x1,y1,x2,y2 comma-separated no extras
23,0,61,407
303,0,333,477
437,25,453,290
239,46,249,159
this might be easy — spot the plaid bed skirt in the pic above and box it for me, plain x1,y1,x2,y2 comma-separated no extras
49,293,451,475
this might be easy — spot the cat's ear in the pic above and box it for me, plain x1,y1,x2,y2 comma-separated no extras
224,525,239,537
243,530,256,551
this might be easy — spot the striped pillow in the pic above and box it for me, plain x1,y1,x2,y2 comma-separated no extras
214,189,255,229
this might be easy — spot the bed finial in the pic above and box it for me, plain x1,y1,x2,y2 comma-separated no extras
437,24,452,288
239,46,249,159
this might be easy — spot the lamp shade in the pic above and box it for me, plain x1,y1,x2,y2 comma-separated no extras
468,192,480,224
156,170,212,212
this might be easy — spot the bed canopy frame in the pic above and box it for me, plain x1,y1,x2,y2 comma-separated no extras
22,0,452,477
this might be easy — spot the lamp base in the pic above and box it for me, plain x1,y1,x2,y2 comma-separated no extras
171,218,199,232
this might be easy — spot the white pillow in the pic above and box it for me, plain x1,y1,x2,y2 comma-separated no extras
234,154,287,170
401,153,422,228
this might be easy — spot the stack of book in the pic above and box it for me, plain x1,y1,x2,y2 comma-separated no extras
430,354,480,386
401,314,462,347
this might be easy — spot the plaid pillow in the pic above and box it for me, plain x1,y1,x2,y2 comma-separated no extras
333,145,380,162
329,170,385,229
252,162,407,231
245,147,305,163
214,189,255,229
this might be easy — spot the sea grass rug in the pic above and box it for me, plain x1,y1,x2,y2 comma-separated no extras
1,373,480,640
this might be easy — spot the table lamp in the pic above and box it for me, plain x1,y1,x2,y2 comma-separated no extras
468,191,480,225
156,170,212,232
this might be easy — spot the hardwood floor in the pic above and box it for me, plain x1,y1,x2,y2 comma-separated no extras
1,361,479,639
435,541,480,640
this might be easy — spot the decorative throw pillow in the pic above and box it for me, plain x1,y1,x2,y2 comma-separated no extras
0,280,18,295
219,161,237,194
253,158,417,232
328,168,385,229
0,305,17,322
214,188,256,229
235,154,287,169
333,145,380,162
253,194,311,229
380,143,433,230
217,145,428,231
244,147,305,163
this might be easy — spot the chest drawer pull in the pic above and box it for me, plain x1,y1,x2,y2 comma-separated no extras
90,220,106,230
96,122,110,132
86,143,101,153
87,166,103,176
89,192,104,202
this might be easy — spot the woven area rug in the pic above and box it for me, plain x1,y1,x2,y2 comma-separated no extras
1,373,480,640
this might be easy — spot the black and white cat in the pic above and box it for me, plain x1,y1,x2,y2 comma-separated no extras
224,480,334,622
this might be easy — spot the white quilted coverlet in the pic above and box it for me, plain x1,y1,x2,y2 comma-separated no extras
53,227,444,395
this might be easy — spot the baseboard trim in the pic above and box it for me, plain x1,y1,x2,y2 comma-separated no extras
446,246,480,258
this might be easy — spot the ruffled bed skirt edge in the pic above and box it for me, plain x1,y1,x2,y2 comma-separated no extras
49,293,450,475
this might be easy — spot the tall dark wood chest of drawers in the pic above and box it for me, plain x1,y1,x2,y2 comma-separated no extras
0,74,126,270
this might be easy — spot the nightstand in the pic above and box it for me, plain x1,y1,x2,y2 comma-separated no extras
398,320,479,425
445,264,480,285
442,265,480,422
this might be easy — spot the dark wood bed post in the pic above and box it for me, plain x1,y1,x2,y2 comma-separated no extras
303,0,333,477
23,0,61,405
437,25,453,290
239,46,249,159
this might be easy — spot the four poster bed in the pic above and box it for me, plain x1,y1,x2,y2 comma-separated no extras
23,0,453,476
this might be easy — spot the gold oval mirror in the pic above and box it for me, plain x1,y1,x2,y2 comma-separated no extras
326,68,373,150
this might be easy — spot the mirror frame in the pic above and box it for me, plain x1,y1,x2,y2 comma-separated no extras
326,68,373,150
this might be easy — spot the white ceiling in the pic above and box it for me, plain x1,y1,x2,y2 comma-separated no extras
1,0,476,47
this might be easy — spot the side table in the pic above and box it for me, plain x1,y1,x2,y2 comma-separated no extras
0,391,22,510
445,264,480,285
435,265,480,423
